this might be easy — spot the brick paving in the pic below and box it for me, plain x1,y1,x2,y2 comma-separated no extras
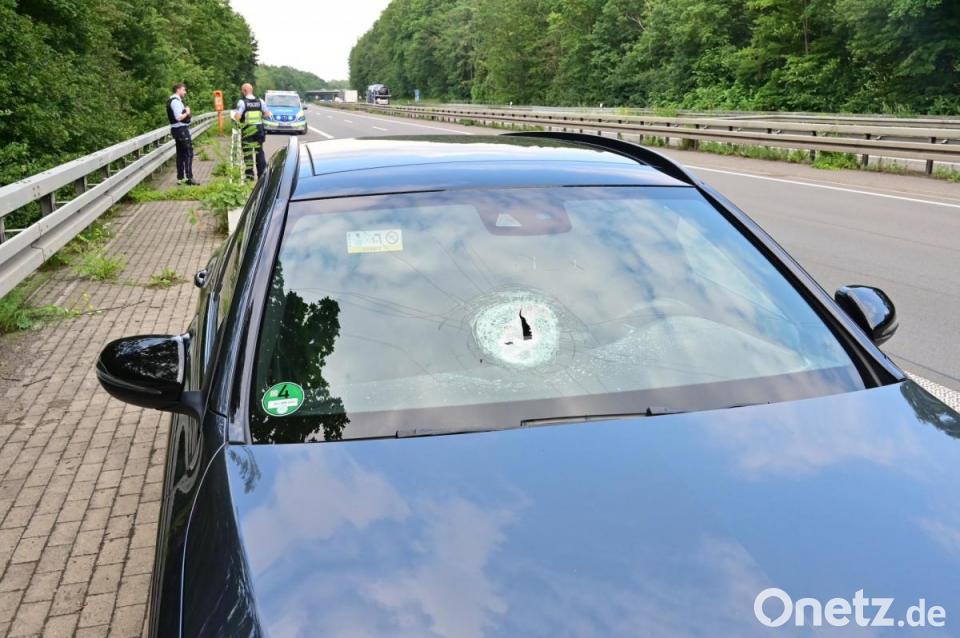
0,149,223,637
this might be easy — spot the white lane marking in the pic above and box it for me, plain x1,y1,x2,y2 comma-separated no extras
343,119,354,123
687,165,960,210
340,109,473,135
327,115,333,119
372,126,388,131
308,126,334,139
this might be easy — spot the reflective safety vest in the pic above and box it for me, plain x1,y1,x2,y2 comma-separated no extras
166,96,191,125
240,96,263,125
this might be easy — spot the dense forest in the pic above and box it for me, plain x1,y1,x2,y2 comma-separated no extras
0,0,259,187
256,64,350,95
349,0,960,114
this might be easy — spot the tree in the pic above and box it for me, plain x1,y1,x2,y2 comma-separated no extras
348,0,960,114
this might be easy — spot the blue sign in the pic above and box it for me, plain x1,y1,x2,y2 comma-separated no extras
414,89,421,103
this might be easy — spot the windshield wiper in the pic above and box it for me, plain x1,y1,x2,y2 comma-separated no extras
520,402,768,427
391,402,769,439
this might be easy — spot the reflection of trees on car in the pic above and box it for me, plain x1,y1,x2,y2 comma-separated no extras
900,382,960,440
251,263,350,443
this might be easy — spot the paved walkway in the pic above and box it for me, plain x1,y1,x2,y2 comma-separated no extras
0,151,222,637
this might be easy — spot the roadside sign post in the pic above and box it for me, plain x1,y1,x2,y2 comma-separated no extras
213,90,225,134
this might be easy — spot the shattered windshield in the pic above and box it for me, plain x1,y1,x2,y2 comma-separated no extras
249,187,863,444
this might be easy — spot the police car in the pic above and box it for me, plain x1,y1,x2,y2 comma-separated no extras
263,90,307,135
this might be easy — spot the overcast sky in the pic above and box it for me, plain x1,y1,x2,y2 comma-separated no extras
230,0,391,81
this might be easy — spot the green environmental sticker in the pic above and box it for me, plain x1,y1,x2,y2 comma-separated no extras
262,382,304,417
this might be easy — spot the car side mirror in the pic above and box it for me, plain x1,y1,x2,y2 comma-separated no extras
303,105,308,110
96,335,201,416
834,285,898,346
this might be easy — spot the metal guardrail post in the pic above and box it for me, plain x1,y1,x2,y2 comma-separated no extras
926,138,936,175
861,134,870,167
39,193,56,217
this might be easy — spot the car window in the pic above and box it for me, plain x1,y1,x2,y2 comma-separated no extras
249,186,864,443
215,176,267,328
265,95,300,108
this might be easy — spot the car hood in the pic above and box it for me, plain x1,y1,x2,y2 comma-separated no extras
226,381,960,637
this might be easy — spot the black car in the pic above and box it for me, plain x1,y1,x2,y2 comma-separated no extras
97,134,960,637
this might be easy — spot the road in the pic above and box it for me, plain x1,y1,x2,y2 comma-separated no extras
264,106,960,392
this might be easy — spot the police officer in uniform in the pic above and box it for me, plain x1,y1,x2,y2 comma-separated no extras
167,83,199,185
233,83,271,179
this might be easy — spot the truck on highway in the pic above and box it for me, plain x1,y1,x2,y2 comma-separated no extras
366,84,391,105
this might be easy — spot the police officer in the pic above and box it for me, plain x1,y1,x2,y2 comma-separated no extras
233,83,271,179
167,83,199,185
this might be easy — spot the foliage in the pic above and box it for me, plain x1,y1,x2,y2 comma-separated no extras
73,249,127,281
256,64,349,96
197,179,253,234
0,274,75,334
148,268,186,288
349,0,960,114
812,151,860,170
0,0,256,192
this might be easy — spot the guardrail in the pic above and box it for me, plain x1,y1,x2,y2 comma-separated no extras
350,104,960,172
0,113,215,298
439,103,960,129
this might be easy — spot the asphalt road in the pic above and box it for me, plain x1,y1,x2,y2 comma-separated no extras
264,106,960,392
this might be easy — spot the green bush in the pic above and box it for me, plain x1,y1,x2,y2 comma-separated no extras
197,180,252,234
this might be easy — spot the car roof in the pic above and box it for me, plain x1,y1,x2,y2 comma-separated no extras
291,135,689,201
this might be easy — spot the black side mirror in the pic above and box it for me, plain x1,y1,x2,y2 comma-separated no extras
96,335,201,416
834,285,898,346
303,105,308,110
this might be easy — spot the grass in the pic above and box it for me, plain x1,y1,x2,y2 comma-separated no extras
0,273,76,334
127,181,219,202
72,249,126,281
812,151,861,170
698,141,809,163
934,166,960,182
148,268,186,288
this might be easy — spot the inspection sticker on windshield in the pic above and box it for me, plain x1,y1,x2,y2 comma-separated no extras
262,382,304,417
347,229,403,254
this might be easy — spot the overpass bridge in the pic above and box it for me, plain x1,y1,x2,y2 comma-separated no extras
0,105,958,635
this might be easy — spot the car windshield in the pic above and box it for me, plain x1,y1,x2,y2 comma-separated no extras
249,186,864,444
266,95,300,108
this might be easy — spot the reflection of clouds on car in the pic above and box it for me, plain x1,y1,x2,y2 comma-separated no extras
269,188,858,425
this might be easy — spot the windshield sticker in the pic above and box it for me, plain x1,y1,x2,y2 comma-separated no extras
347,229,403,254
262,382,304,417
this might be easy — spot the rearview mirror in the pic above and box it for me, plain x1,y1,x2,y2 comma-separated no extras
834,285,898,346
96,335,201,416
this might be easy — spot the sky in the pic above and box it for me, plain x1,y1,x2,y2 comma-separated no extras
230,0,391,81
